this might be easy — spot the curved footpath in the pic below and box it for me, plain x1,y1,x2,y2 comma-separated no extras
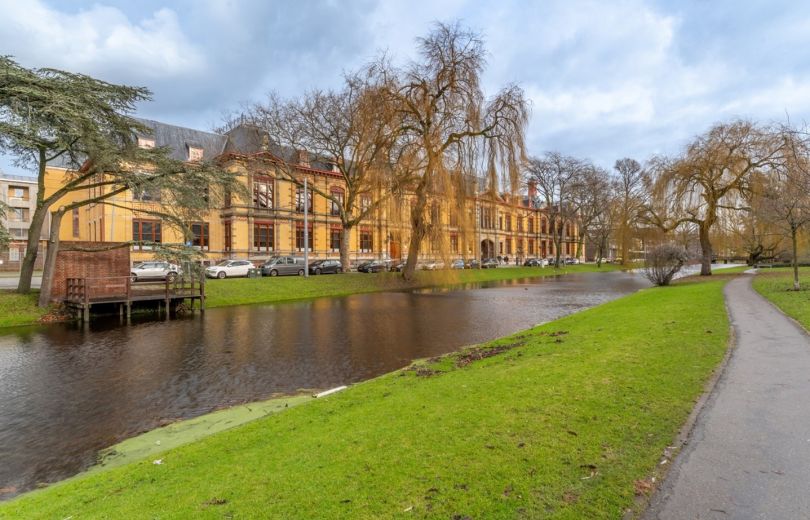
645,274,810,519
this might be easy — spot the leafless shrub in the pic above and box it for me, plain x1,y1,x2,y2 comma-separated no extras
644,244,689,286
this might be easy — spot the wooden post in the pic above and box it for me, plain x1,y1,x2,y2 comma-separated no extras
165,278,170,319
199,269,206,312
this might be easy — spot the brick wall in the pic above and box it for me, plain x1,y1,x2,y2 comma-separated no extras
51,242,130,302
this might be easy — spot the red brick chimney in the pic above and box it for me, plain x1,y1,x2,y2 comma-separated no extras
297,149,310,167
528,180,537,206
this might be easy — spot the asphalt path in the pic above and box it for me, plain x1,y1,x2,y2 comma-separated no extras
645,274,810,519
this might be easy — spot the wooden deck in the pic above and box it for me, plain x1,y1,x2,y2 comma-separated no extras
65,275,205,322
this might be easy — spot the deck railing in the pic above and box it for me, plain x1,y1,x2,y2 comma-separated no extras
64,275,203,304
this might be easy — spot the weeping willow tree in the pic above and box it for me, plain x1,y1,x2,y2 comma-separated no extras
645,120,783,275
379,22,529,280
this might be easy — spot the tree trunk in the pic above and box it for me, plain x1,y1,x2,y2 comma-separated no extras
554,221,563,268
698,221,713,276
340,224,352,272
38,209,65,307
792,227,800,291
620,223,630,266
17,204,50,293
401,194,428,281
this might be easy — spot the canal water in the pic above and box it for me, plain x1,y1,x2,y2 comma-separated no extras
0,271,649,497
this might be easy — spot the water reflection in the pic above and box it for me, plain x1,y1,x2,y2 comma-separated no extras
0,271,648,497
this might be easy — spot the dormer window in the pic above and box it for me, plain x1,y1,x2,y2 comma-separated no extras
188,146,204,161
137,137,155,149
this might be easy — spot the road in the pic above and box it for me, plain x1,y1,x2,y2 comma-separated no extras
645,275,810,519
0,276,40,289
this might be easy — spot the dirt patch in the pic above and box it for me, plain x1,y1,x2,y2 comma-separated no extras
455,341,525,368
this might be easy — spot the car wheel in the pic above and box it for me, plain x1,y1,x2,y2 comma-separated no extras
270,269,278,277
315,268,321,275
130,274,137,283
336,267,342,274
166,272,177,282
217,271,226,279
298,269,305,276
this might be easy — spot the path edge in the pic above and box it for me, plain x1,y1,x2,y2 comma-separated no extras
628,275,743,519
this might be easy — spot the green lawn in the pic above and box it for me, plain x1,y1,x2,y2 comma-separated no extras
0,291,47,328
1,277,731,519
753,267,810,329
204,264,622,308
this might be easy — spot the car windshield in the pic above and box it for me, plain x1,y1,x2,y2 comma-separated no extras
215,260,231,267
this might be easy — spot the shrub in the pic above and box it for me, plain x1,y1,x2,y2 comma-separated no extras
644,244,689,286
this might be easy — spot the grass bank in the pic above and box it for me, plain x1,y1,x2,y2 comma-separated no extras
0,291,47,328
1,276,731,518
204,264,622,308
752,267,810,329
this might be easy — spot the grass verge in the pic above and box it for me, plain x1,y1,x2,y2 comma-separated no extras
752,267,810,329
1,276,730,518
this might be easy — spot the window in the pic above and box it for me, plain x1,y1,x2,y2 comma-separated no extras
541,218,547,234
330,188,344,216
224,221,232,251
8,207,28,222
132,219,162,247
253,177,273,208
517,217,523,232
360,195,372,214
528,239,535,255
8,185,29,200
133,186,161,202
296,222,313,251
330,226,341,251
359,227,372,253
528,217,534,234
505,215,512,232
72,208,80,238
430,203,440,224
517,239,524,255
480,207,495,229
449,210,459,227
191,222,209,249
295,187,313,213
506,238,512,255
254,222,274,251
450,234,459,253
499,215,504,230
9,228,27,239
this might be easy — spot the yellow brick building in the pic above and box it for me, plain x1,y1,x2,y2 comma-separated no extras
43,119,580,265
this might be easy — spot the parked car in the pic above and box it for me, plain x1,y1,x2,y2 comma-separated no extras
130,261,182,283
481,258,499,269
464,259,481,269
261,256,306,276
205,259,254,279
358,260,389,273
309,259,343,275
421,260,443,271
450,259,465,270
565,257,580,265
523,258,545,267
391,261,406,272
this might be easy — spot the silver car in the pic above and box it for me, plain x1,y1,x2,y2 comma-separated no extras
131,261,182,283
261,256,306,277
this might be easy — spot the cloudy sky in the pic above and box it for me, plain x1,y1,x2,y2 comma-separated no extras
2,0,809,176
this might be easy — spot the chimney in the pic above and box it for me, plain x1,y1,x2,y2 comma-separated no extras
297,149,310,167
528,180,537,206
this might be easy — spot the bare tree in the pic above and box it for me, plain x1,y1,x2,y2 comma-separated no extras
570,162,612,259
246,70,401,271
379,22,529,280
645,120,783,275
613,158,648,264
585,179,618,266
526,152,581,267
760,125,810,289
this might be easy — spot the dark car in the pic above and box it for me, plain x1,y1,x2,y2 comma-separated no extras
309,259,343,275
524,258,543,267
391,261,407,272
464,259,481,269
260,256,306,276
481,258,499,269
358,260,389,273
450,259,465,270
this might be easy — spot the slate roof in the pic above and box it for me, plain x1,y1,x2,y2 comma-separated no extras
134,118,228,162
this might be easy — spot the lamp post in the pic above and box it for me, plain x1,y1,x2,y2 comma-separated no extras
304,177,309,278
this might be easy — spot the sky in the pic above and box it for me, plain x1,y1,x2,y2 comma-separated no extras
2,0,810,177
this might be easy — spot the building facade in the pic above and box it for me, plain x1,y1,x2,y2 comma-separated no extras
0,174,49,271
41,119,581,266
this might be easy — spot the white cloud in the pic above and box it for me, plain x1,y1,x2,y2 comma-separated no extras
0,0,205,80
